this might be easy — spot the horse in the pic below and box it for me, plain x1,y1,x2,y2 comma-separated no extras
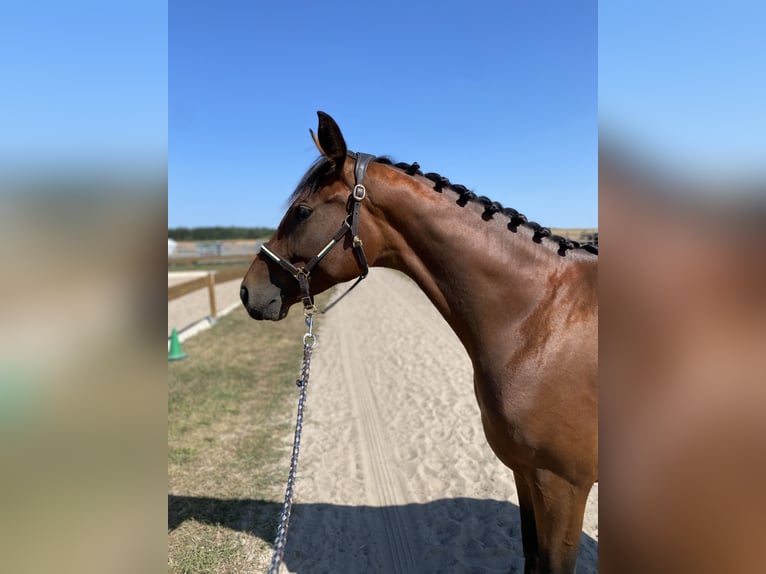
240,111,598,574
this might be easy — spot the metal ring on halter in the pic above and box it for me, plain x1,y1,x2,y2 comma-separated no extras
352,184,366,201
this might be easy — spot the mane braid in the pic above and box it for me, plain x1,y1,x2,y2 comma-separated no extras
375,157,598,256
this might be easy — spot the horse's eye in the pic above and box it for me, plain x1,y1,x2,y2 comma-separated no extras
294,205,313,221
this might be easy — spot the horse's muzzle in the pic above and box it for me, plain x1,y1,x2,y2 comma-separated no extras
240,283,285,321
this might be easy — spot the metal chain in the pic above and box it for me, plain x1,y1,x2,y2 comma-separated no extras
267,311,316,574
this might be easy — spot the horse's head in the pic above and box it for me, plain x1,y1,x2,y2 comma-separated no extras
240,112,380,320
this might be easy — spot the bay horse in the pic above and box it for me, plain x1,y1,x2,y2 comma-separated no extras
240,112,598,574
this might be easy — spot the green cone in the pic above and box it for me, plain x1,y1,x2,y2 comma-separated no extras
168,328,188,361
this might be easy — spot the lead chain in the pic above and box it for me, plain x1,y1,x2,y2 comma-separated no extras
267,313,316,574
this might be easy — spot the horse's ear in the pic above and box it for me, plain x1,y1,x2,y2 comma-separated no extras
310,111,347,172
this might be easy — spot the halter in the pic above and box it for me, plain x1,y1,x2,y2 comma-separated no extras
259,151,375,313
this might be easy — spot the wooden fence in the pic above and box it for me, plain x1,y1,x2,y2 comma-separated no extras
168,267,249,319
168,254,257,266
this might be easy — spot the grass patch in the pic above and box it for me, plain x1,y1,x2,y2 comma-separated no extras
168,294,330,573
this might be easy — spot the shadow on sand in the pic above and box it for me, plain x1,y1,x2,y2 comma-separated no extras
169,494,598,573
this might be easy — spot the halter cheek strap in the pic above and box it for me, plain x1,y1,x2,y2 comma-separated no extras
260,152,375,313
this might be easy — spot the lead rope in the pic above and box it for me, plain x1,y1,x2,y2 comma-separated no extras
267,310,316,574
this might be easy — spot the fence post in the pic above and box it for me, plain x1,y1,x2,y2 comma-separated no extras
207,272,218,319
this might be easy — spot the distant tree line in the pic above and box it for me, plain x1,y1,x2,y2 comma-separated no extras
168,226,276,241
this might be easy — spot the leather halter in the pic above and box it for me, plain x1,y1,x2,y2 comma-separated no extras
259,152,375,313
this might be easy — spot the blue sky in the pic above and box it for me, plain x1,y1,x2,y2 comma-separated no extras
0,1,167,171
169,1,598,229
600,1,765,180
3,2,762,227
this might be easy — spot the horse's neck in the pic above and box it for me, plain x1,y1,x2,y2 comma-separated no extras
368,169,569,357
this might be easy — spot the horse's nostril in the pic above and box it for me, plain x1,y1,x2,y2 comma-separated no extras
240,285,248,306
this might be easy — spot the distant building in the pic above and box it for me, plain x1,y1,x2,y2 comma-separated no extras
168,238,178,256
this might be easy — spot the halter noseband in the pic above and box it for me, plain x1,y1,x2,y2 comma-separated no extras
259,152,375,313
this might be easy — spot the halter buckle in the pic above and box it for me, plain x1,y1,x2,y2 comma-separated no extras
352,184,366,201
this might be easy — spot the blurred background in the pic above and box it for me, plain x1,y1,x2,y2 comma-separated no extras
600,2,765,572
1,2,167,573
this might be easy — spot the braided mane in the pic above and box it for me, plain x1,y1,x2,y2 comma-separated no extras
374,157,598,256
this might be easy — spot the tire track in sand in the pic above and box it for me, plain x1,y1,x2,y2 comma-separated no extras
334,284,420,572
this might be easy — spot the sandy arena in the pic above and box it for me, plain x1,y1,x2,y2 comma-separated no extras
273,268,598,573
169,266,598,571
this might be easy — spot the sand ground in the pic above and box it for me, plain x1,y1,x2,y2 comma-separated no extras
277,268,598,573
